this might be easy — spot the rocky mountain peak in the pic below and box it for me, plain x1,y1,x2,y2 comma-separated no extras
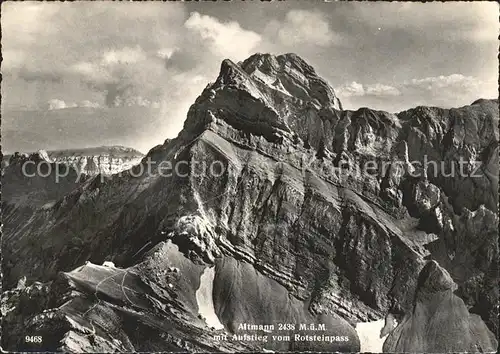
182,53,344,151
209,53,342,109
241,53,316,76
241,53,342,110
416,260,458,295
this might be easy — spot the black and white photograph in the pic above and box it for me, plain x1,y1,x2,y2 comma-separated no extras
1,0,498,352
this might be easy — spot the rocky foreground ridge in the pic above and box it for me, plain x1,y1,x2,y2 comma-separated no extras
2,53,498,352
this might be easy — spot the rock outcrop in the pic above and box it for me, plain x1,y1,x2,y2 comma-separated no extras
2,53,497,352
383,260,498,352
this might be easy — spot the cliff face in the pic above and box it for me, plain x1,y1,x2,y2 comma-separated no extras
2,146,144,176
47,146,144,175
2,53,497,352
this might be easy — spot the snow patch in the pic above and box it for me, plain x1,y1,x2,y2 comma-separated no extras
252,69,291,96
195,266,224,330
355,319,387,353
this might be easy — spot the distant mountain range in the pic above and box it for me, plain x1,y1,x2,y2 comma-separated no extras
2,145,144,175
1,105,170,154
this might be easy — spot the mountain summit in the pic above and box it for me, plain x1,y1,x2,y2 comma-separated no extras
2,53,498,352
181,53,343,153
241,53,343,110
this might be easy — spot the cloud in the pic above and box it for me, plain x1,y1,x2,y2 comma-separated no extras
403,74,485,93
18,69,64,84
336,82,401,97
156,48,176,60
336,82,364,97
2,5,262,111
101,46,148,66
113,96,159,108
337,74,496,112
79,100,101,108
402,74,497,107
365,84,401,97
266,10,342,47
343,2,498,43
68,47,166,107
48,99,77,110
48,98,102,110
2,2,187,108
2,50,27,71
69,62,111,84
1,2,60,50
184,12,262,60
337,74,492,100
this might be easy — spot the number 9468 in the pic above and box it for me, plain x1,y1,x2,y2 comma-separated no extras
24,335,43,343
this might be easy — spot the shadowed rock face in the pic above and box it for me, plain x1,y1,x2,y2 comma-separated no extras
2,53,497,352
1,151,87,286
213,256,359,352
2,151,84,210
1,146,143,289
383,261,498,352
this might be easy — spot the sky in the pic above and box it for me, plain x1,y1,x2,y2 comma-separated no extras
1,0,498,153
